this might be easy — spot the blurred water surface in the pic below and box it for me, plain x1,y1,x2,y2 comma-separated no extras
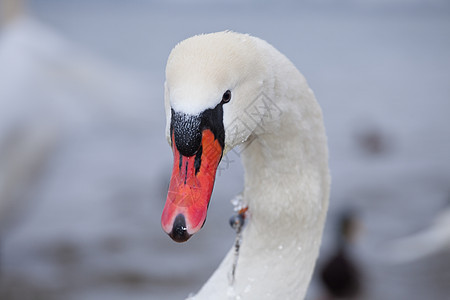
0,1,449,299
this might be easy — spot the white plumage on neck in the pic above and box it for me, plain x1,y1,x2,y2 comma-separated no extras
165,31,329,300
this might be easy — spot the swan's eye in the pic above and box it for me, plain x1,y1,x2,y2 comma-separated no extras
222,90,231,104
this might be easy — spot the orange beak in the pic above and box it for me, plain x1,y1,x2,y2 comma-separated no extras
161,129,223,242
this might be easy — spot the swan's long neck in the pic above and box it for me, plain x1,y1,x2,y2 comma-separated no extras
242,98,329,237
193,49,329,300
238,87,329,300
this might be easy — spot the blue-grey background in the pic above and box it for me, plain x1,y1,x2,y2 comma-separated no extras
0,0,449,299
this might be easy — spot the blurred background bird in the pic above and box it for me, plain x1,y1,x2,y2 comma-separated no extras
385,194,450,264
318,209,363,300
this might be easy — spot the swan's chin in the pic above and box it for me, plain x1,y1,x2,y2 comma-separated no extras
161,129,223,242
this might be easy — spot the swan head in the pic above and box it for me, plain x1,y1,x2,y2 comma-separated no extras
161,32,268,242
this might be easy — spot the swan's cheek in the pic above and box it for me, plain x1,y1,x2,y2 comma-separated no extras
161,130,222,242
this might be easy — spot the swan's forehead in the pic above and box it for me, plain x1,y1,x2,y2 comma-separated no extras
168,79,226,115
166,32,258,115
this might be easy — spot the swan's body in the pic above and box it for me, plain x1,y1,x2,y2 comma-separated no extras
161,32,330,300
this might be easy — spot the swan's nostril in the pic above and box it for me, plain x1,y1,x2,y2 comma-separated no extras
169,214,191,243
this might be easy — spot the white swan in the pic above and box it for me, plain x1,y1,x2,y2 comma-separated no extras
160,31,330,300
385,207,450,264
